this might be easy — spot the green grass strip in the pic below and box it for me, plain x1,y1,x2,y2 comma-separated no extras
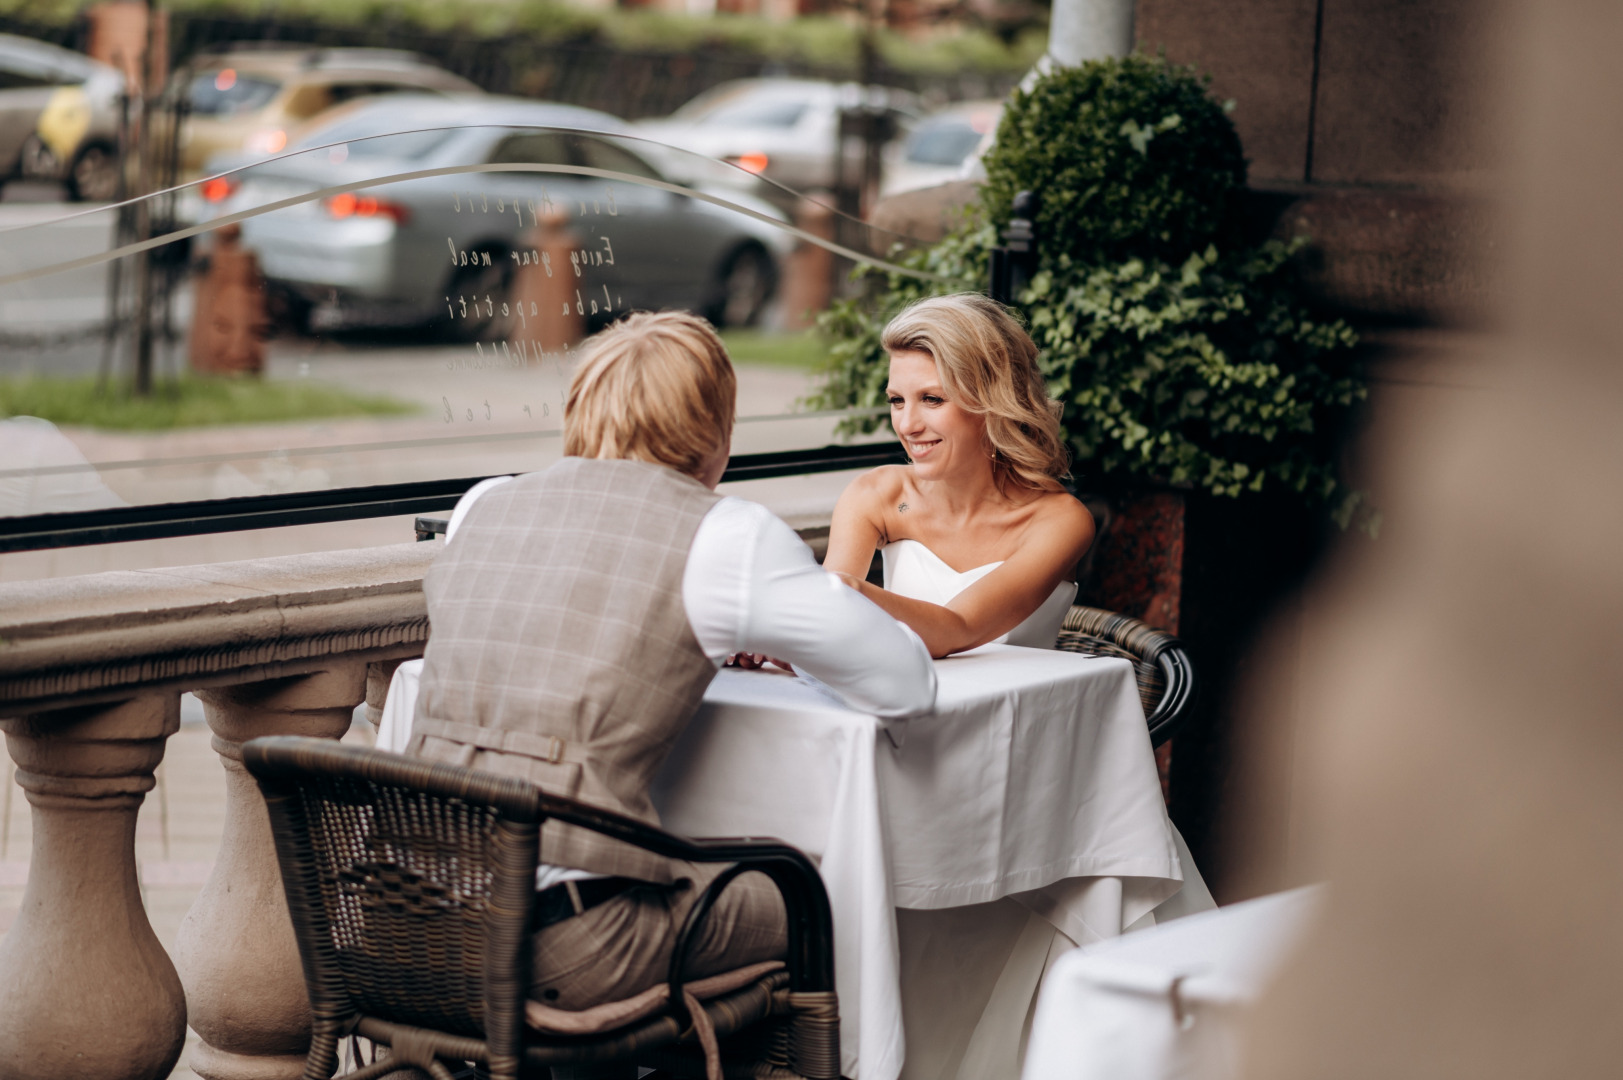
0,375,417,431
720,329,828,371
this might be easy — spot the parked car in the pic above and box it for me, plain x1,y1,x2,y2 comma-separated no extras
205,96,794,334
637,78,920,198
0,34,124,201
170,47,479,181
880,99,1003,198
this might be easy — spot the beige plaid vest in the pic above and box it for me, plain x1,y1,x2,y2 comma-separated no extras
409,457,723,883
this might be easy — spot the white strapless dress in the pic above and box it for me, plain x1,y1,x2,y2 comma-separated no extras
881,538,1077,649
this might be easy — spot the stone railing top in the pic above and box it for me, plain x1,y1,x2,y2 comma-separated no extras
0,542,438,715
0,521,834,717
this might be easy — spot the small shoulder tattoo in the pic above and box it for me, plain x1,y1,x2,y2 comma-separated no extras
897,501,909,513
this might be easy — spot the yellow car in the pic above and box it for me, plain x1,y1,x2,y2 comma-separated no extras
172,46,479,180
0,33,125,201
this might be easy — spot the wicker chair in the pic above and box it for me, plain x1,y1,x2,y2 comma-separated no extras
1054,606,1196,747
242,736,840,1080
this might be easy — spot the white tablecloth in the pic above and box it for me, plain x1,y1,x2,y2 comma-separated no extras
1021,886,1323,1080
379,645,1200,1080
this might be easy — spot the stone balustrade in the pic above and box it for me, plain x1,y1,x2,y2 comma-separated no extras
0,526,833,1080
0,542,435,1080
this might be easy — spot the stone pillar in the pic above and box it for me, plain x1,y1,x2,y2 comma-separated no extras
1047,0,1134,66
0,695,186,1080
176,666,367,1080
364,658,404,732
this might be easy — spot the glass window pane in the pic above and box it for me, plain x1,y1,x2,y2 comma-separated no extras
0,121,930,564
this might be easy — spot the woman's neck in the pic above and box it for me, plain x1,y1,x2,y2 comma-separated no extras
913,460,1016,521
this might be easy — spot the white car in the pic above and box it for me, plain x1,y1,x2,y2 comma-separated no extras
637,78,920,199
880,99,1004,198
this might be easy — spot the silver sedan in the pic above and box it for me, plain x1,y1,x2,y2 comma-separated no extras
207,95,795,337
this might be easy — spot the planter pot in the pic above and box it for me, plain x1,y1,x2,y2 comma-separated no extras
1076,487,1332,901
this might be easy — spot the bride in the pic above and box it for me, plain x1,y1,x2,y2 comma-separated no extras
822,293,1094,658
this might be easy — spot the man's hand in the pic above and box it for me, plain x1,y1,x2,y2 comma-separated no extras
726,653,796,673
830,571,866,592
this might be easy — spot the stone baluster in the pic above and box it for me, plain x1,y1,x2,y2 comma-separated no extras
365,658,404,733
175,665,367,1080
0,694,186,1080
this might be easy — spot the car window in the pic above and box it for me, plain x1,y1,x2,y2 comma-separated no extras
904,119,986,166
188,70,282,117
488,132,572,166
575,138,661,181
697,97,808,129
310,124,454,159
328,81,440,107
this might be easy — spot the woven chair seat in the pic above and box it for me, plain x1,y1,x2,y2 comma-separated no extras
1053,604,1196,747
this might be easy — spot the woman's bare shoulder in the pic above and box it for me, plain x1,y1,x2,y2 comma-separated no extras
1028,489,1096,546
839,464,910,508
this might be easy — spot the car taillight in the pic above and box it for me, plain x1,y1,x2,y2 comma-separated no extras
730,151,770,175
200,177,238,203
324,192,411,224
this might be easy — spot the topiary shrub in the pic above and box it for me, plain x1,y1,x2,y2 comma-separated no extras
813,54,1371,528
981,53,1247,265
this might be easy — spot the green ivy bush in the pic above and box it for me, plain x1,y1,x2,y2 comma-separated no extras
814,54,1369,526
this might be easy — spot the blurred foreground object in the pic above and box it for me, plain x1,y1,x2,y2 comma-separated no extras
1239,1,1623,1077
189,223,267,375
1023,887,1321,1080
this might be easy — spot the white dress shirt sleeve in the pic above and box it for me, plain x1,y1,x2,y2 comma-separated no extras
442,482,936,719
684,498,937,719
445,475,515,541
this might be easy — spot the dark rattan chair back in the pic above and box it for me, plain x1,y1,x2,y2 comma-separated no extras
245,737,542,1080
1055,605,1197,746
243,735,841,1080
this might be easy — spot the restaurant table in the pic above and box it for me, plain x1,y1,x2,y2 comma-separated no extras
1020,887,1321,1080
379,645,1211,1080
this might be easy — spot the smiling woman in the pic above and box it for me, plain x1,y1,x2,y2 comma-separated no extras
822,293,1094,657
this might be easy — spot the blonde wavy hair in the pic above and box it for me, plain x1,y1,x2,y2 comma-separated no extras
881,293,1068,491
566,310,735,478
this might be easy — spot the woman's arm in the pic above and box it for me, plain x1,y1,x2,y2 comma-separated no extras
822,468,896,579
837,497,1095,658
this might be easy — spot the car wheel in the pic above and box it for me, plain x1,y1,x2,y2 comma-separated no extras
265,284,315,338
68,143,119,203
709,244,776,328
443,255,515,343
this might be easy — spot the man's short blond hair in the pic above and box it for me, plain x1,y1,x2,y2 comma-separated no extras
564,311,736,478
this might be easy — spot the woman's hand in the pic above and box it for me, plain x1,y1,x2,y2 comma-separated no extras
726,653,797,674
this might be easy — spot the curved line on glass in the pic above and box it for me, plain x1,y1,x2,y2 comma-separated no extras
0,164,945,289
0,123,931,248
0,407,892,482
